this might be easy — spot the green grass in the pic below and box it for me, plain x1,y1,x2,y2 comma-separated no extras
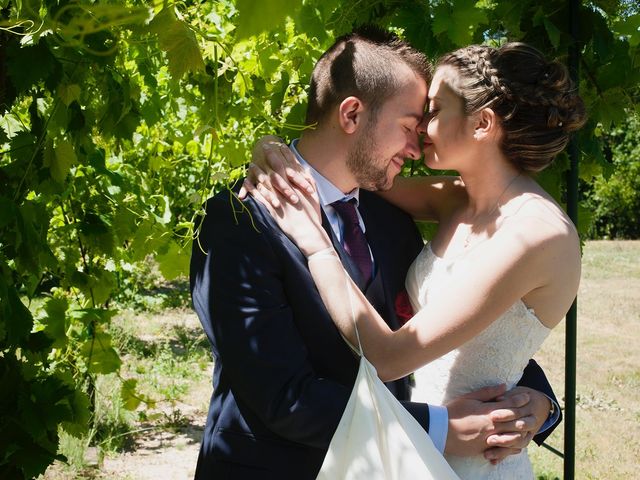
529,241,640,479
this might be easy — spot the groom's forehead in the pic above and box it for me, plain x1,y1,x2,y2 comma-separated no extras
379,77,428,118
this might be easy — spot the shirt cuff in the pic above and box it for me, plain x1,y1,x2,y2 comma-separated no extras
427,404,448,454
537,394,561,434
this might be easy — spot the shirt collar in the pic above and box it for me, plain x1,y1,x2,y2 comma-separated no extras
290,138,360,207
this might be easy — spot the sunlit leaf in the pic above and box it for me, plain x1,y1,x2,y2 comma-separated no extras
121,378,142,410
81,332,121,374
156,240,190,280
235,0,303,40
51,139,77,183
149,7,205,79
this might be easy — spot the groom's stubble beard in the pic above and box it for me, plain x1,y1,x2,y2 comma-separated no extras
346,119,393,192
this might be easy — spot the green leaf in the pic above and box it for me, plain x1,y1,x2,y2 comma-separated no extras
592,88,628,127
90,269,116,306
235,0,303,40
42,297,69,348
121,378,142,411
81,331,121,374
149,7,205,79
49,139,77,183
58,84,81,106
156,240,190,280
543,19,561,48
613,14,640,47
433,0,487,46
129,219,169,261
9,131,37,165
296,3,329,43
60,389,91,437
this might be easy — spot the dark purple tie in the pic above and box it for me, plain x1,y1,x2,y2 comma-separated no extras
331,199,373,285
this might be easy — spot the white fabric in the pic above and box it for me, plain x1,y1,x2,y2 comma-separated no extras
317,354,459,480
407,243,551,480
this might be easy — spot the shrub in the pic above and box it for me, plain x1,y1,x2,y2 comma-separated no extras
586,115,640,239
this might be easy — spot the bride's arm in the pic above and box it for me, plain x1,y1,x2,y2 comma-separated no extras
377,175,466,222
239,136,465,222
258,187,569,382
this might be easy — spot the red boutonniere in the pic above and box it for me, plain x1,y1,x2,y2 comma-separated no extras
394,290,414,326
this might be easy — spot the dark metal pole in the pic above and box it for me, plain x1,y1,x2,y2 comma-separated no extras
565,0,581,478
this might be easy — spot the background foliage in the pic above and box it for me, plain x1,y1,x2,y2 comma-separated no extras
0,0,638,478
585,114,640,238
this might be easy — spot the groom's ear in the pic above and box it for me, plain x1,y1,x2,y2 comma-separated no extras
338,96,365,134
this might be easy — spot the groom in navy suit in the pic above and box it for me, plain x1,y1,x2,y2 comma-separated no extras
190,27,560,479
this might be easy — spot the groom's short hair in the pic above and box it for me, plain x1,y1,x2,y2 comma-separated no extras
305,26,431,126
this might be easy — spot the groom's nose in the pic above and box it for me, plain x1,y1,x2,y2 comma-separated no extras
405,132,421,160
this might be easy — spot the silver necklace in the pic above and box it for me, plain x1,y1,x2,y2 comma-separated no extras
463,172,521,249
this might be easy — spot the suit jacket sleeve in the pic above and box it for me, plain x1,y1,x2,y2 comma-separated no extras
518,359,562,445
191,194,431,449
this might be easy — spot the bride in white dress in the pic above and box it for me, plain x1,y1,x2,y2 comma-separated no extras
248,42,586,478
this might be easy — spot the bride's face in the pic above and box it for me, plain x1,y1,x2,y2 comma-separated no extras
421,66,476,171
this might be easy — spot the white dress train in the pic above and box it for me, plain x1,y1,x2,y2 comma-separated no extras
317,352,459,480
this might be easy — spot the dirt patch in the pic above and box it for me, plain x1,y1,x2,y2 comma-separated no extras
99,417,204,480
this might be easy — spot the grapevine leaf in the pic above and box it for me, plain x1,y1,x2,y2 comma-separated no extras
60,389,91,437
51,139,77,183
149,8,205,79
129,219,169,261
296,3,329,43
90,269,116,306
543,19,561,48
121,378,142,411
593,88,628,127
9,131,37,165
43,297,69,348
58,84,82,107
613,14,640,47
156,240,190,280
433,0,487,46
235,0,303,40
81,331,121,374
0,113,26,138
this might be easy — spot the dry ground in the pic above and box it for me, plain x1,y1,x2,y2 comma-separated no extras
529,240,640,478
43,240,639,479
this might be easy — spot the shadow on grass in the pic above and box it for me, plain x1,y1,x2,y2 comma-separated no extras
127,418,205,452
113,322,209,360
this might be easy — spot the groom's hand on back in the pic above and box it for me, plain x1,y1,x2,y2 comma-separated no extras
444,384,534,459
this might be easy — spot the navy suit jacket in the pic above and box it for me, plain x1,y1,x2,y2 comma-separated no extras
190,187,560,479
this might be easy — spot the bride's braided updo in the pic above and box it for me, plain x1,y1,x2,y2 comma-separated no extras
437,43,587,172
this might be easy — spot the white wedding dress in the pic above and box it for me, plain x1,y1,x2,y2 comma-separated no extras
407,243,551,480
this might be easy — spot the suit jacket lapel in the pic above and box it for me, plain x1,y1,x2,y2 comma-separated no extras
358,199,400,331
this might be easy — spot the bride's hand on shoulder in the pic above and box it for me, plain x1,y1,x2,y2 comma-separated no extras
238,135,315,207
252,184,331,257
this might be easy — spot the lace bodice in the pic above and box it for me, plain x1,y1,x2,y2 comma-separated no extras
406,243,551,479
